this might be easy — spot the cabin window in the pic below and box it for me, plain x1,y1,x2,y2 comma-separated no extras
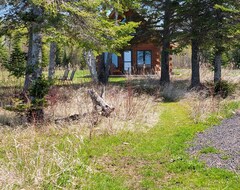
103,52,118,68
112,54,118,68
137,50,151,66
123,50,132,73
120,18,127,24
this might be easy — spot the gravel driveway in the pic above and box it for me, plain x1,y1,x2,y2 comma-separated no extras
188,113,240,173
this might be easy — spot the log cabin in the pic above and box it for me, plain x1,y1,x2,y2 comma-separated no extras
99,10,173,75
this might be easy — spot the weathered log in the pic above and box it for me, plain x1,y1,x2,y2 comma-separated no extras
55,114,83,124
88,89,114,117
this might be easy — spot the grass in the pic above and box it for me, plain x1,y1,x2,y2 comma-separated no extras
200,147,220,154
0,100,240,189
0,68,240,189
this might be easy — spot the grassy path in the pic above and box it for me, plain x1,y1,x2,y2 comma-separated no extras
1,102,239,189
78,102,239,189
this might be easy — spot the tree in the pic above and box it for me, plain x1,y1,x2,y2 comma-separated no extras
0,38,9,68
3,34,26,78
0,0,139,122
210,1,240,83
176,0,214,88
160,0,172,84
94,0,140,85
48,41,57,79
139,0,183,84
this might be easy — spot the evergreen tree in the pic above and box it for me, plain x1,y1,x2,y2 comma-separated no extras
209,1,240,83
139,0,183,84
0,0,140,122
3,35,26,78
0,42,9,68
176,0,214,88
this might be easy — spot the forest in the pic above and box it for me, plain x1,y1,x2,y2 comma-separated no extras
0,0,240,189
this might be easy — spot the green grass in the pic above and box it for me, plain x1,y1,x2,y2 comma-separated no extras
0,69,126,87
1,101,239,189
200,146,220,154
1,68,240,189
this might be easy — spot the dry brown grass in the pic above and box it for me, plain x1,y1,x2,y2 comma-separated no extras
0,68,239,189
172,67,240,122
0,125,93,189
44,84,159,136
0,81,160,189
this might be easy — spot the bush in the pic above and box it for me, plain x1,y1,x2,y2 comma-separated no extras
29,76,54,107
214,80,236,98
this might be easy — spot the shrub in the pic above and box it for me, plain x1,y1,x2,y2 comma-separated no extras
214,80,236,98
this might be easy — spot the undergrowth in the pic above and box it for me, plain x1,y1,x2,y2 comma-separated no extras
0,68,240,189
0,99,239,189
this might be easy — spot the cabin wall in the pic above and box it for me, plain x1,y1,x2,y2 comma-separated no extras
97,43,174,75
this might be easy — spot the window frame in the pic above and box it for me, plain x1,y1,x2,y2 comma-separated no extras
123,50,132,73
136,50,152,67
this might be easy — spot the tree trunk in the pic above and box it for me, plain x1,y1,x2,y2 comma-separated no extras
213,51,222,83
23,26,33,92
213,9,223,84
30,22,43,80
23,6,43,91
105,52,111,80
23,5,44,123
85,50,98,83
48,42,57,79
115,10,119,25
98,53,110,85
160,0,171,85
190,39,201,88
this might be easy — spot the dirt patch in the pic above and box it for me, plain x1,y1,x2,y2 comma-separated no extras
188,113,240,173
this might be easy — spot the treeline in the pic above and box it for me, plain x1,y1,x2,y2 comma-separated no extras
139,0,240,86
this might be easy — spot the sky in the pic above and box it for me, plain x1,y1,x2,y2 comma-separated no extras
0,5,11,18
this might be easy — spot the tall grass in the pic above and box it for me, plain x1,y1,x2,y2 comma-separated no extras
0,68,239,189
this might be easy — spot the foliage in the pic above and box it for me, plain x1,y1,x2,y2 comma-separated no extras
29,75,53,107
3,43,26,78
55,44,63,66
62,49,70,67
200,49,231,68
214,80,236,98
0,44,9,67
41,43,49,68
4,75,53,114
231,45,240,68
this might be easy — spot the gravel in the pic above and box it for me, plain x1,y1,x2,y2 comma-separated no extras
188,113,240,173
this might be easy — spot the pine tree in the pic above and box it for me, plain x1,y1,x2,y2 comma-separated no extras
3,35,26,78
0,42,9,68
210,1,240,83
176,0,214,88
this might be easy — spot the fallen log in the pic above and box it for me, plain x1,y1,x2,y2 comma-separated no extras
55,114,83,124
88,89,114,117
